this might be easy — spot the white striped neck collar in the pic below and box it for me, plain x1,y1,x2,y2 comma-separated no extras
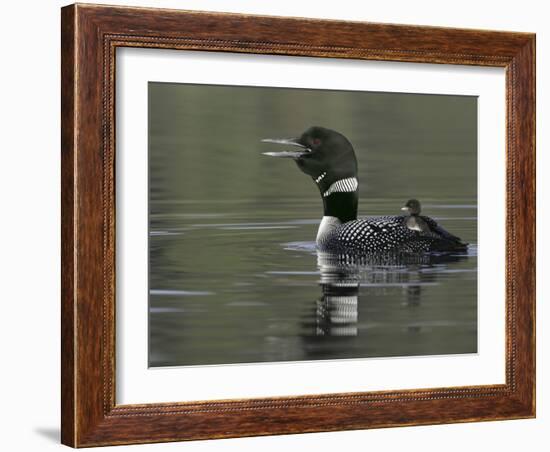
322,177,358,197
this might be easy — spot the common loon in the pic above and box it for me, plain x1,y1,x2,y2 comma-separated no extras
262,126,468,254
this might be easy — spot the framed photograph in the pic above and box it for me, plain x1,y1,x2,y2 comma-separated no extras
61,3,535,447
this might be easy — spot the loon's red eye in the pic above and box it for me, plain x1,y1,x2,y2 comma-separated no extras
312,138,321,146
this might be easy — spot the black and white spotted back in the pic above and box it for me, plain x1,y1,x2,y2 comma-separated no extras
318,215,467,254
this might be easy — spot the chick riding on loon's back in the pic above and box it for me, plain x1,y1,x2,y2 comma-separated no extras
401,199,430,233
262,126,467,254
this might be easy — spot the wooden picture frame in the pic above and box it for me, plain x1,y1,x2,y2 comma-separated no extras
61,3,535,447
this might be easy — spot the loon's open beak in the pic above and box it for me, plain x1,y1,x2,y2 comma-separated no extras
261,138,311,158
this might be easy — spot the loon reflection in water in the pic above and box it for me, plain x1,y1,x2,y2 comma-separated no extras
302,248,470,339
262,127,468,254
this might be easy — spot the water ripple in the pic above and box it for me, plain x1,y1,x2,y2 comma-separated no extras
150,289,214,296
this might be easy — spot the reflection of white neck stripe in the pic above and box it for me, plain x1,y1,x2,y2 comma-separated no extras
323,177,358,197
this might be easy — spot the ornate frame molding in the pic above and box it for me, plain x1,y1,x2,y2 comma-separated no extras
61,4,535,447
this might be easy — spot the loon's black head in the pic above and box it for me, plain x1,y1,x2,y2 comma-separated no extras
262,127,359,223
401,199,421,215
261,126,358,188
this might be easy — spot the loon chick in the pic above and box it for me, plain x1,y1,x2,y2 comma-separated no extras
261,126,468,254
401,199,430,233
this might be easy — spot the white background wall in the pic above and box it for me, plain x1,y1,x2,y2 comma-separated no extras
0,1,545,450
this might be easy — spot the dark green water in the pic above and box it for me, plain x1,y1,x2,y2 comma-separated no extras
148,82,477,367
